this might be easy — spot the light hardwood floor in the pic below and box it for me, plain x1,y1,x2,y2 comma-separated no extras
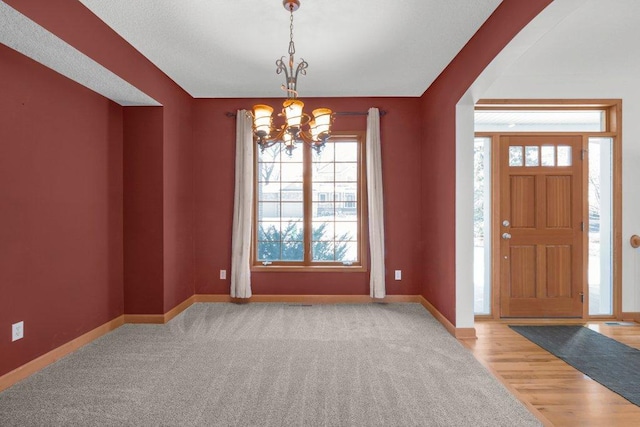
462,321,640,427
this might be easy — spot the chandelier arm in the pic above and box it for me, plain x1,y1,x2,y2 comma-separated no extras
276,57,298,98
275,57,289,79
296,112,312,129
293,59,308,81
256,126,288,150
297,130,328,154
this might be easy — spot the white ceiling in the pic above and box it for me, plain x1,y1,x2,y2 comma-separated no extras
0,2,159,106
4,0,640,105
493,0,640,80
475,0,640,101
78,0,503,98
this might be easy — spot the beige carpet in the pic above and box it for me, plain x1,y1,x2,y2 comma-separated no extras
0,303,540,426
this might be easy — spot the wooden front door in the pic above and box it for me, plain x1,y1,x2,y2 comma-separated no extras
499,135,584,318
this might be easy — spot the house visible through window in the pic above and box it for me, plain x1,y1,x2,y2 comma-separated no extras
255,133,365,268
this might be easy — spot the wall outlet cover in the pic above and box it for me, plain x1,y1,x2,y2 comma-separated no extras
12,321,24,342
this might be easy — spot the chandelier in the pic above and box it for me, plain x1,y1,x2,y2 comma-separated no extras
252,0,333,155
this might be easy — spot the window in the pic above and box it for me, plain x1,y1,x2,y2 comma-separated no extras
254,133,366,268
475,110,605,132
508,144,572,167
588,137,613,315
474,137,491,315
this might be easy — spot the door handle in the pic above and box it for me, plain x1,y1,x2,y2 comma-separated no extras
502,232,512,240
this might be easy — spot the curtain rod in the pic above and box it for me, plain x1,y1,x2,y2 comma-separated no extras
224,110,386,118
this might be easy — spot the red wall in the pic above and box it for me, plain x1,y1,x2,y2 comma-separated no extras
4,0,197,315
161,100,195,312
0,0,558,381
193,98,423,295
123,107,164,314
419,0,553,323
0,44,124,376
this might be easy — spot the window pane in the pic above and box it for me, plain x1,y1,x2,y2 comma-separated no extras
281,202,303,218
334,163,357,182
258,202,280,219
335,222,358,241
474,137,491,315
281,146,303,162
334,142,358,162
339,242,358,263
588,137,613,315
312,241,335,261
257,241,281,261
258,162,280,182
280,219,303,242
509,146,523,166
313,183,334,201
475,110,605,132
541,146,555,166
281,241,304,261
525,146,539,167
313,143,335,162
312,222,334,241
313,201,335,219
281,162,303,181
558,146,572,166
280,183,302,201
258,145,282,162
343,196,357,209
258,182,280,201
257,221,282,262
257,221,280,241
313,163,334,182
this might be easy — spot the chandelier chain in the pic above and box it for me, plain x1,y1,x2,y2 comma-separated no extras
288,9,295,56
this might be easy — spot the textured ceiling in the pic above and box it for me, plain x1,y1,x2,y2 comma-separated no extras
490,0,640,80
0,2,159,106
78,0,503,98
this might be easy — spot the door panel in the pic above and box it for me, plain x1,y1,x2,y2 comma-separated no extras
546,176,572,228
510,176,536,228
509,245,536,298
545,245,572,297
500,136,584,318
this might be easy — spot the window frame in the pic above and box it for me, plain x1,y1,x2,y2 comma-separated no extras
251,131,368,272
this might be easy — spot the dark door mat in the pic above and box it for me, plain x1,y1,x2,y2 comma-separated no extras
510,325,640,406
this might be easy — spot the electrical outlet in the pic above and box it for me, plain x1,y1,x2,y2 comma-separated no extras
394,270,402,281
12,321,24,342
220,270,227,280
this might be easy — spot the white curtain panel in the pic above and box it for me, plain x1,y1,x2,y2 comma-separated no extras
230,110,253,298
367,107,386,299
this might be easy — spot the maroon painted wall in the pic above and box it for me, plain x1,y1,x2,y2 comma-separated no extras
5,0,197,315
123,107,164,314
193,98,423,296
162,100,195,312
0,0,557,381
419,0,553,324
0,44,124,377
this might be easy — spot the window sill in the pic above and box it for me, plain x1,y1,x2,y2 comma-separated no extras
251,265,367,273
